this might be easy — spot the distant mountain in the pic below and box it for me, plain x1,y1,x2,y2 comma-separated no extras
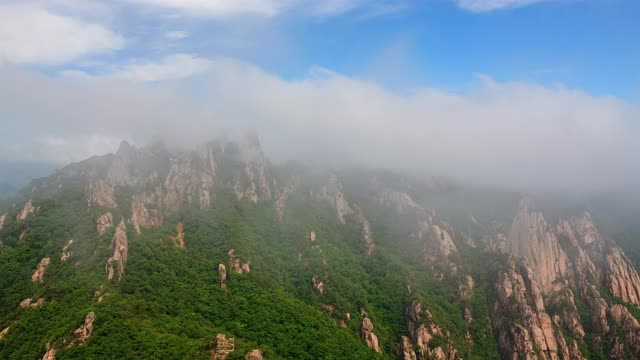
1,135,639,359
0,161,56,194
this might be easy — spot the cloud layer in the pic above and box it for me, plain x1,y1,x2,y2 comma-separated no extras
1,59,638,192
0,4,125,65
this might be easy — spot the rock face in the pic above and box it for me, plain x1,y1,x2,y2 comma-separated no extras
96,212,113,235
507,198,570,296
17,200,36,221
353,205,375,256
69,312,95,347
130,193,163,234
361,316,382,353
106,220,128,281
61,239,73,261
31,257,51,283
274,176,300,221
212,334,235,360
218,264,227,291
87,179,117,208
244,349,263,360
603,244,640,306
493,198,640,359
319,175,353,224
404,300,461,360
609,304,640,357
492,260,563,360
0,213,6,230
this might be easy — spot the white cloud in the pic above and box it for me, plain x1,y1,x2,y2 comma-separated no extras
124,0,286,17
455,0,551,12
1,59,639,192
164,30,188,40
110,53,213,81
0,4,125,65
123,0,399,17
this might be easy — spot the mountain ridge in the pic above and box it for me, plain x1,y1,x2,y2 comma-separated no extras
0,136,639,359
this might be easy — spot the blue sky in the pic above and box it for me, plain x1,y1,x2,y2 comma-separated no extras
0,0,639,191
11,0,638,101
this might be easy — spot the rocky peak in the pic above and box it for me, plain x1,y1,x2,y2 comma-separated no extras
105,220,128,281
116,140,134,157
507,198,570,295
361,316,382,353
218,264,227,291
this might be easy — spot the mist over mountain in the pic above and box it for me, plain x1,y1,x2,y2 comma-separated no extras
1,1,639,359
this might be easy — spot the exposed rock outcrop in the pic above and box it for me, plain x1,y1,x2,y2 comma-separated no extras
96,212,113,235
244,349,263,360
361,317,382,353
397,335,417,360
218,264,227,291
69,312,95,347
602,244,640,306
172,222,185,249
507,198,570,296
374,189,420,213
42,342,56,360
319,175,353,224
61,239,73,261
0,213,6,230
274,176,300,221
106,220,128,281
130,192,163,234
17,200,36,221
609,304,640,358
353,205,375,256
228,249,250,274
312,274,324,295
0,322,14,341
94,285,108,303
20,297,45,309
459,274,475,300
31,257,51,283
212,334,235,360
404,300,461,360
86,179,117,208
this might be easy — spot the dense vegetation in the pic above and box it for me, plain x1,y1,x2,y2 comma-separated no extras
0,170,505,359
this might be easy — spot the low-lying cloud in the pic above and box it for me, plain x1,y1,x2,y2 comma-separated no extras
0,58,638,192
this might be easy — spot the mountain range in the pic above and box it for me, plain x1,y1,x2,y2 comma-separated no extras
1,134,639,359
